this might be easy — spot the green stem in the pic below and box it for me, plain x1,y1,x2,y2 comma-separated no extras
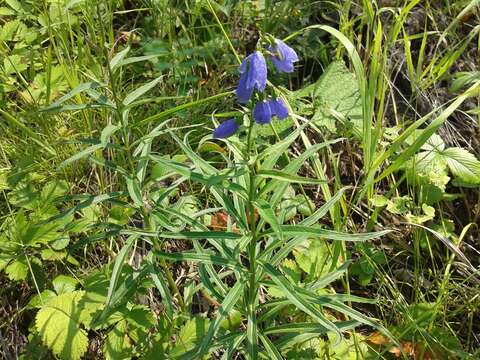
246,118,259,358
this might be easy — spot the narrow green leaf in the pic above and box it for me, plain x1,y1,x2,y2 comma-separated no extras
156,230,241,240
103,235,138,313
261,262,342,342
262,225,391,242
146,254,174,320
299,187,349,227
194,281,244,358
254,199,282,240
307,261,351,291
257,170,327,185
154,251,245,272
122,76,163,106
60,144,104,168
40,82,104,112
110,46,131,71
259,334,283,360
264,320,360,335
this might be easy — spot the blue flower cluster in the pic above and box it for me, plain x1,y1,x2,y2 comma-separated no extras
213,38,298,139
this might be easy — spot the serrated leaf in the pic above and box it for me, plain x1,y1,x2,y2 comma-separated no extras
294,240,333,280
103,320,132,360
170,317,209,357
299,61,362,133
420,133,445,152
441,147,480,185
370,194,388,207
35,291,89,360
53,275,79,295
5,258,28,281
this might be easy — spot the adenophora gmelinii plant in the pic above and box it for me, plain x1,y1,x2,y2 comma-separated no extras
212,36,301,358
180,34,393,359
213,36,298,139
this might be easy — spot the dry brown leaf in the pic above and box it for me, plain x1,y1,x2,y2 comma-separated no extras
367,331,390,345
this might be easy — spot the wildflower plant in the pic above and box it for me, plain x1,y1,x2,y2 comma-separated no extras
156,35,395,358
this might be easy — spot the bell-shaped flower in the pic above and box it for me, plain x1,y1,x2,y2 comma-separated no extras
269,98,289,120
269,39,298,73
236,51,267,104
253,101,272,124
213,119,239,139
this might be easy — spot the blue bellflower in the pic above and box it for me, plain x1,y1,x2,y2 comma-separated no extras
269,39,299,73
236,51,267,104
269,98,289,120
213,119,240,139
253,101,272,124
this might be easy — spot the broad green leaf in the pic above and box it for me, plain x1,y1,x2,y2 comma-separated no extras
5,257,28,281
53,275,79,295
170,317,209,358
101,124,120,146
300,60,362,133
442,147,480,185
294,240,335,280
125,176,143,207
35,291,89,360
374,80,479,183
103,320,132,360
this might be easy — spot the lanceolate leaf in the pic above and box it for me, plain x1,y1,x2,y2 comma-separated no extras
261,262,343,342
262,225,391,241
122,76,163,106
104,235,138,313
259,333,283,360
146,254,174,320
194,281,244,358
154,251,245,272
257,169,327,185
263,320,360,335
254,199,283,240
